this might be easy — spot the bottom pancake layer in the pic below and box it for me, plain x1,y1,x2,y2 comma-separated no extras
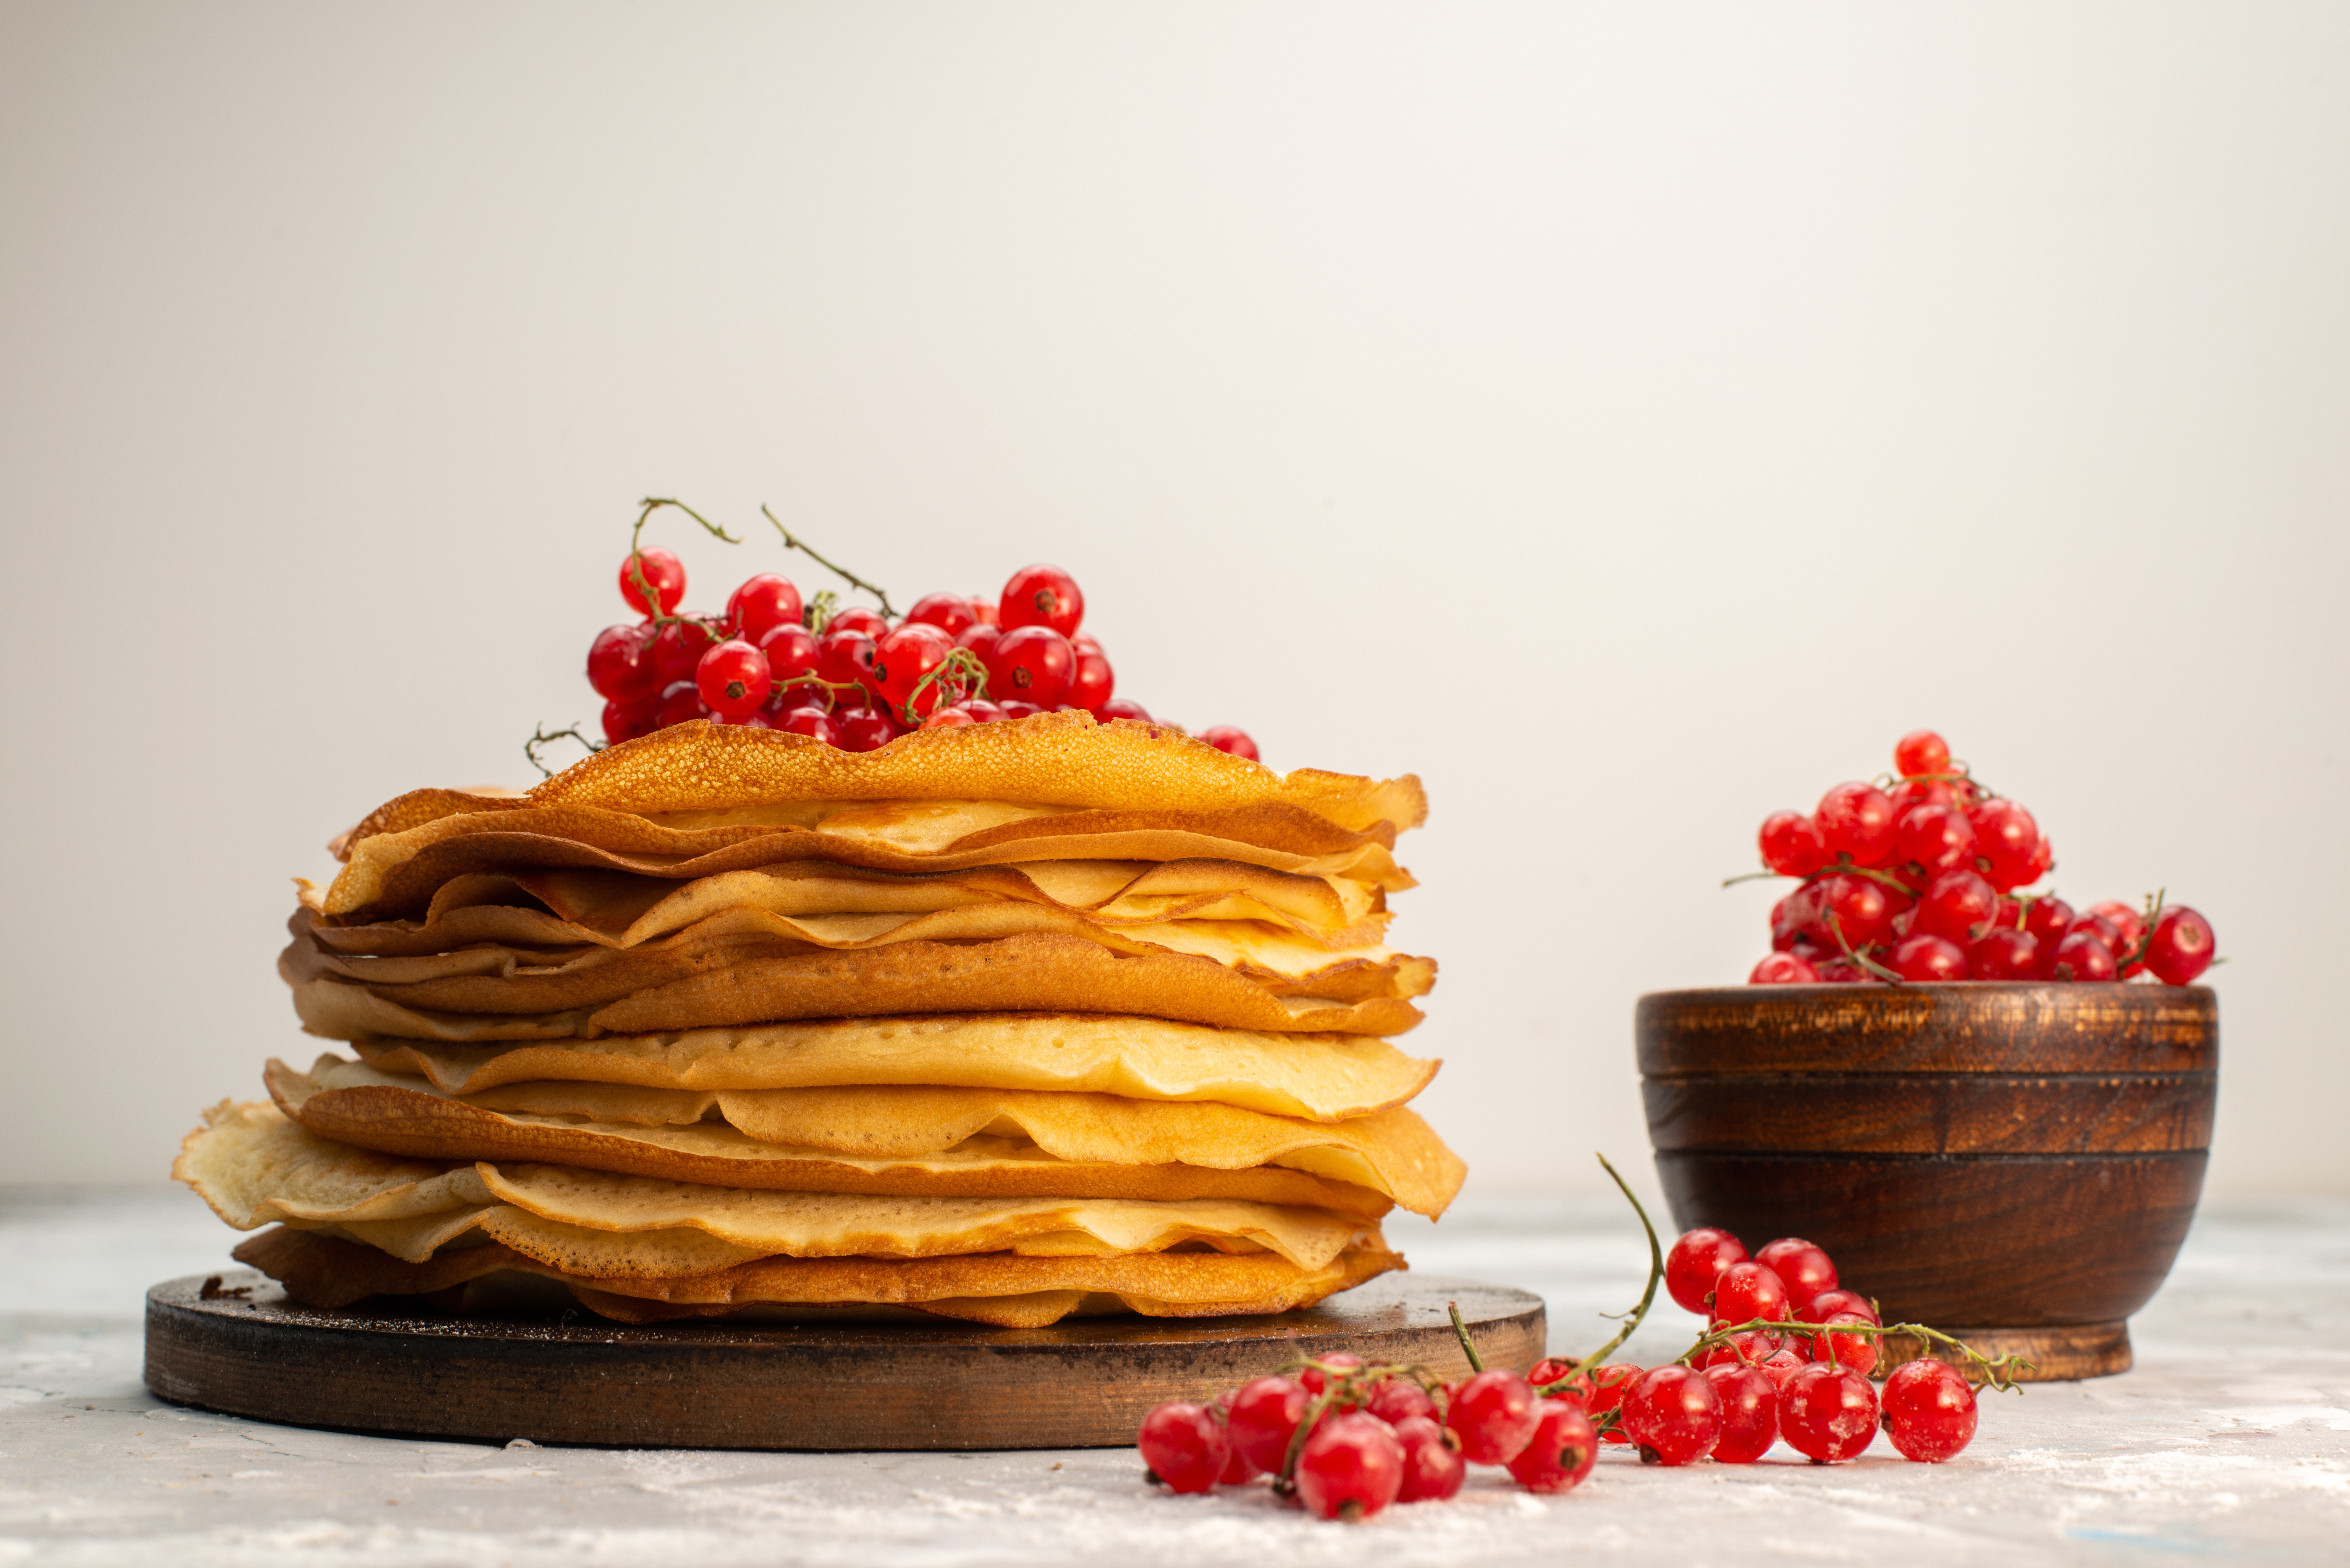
232,1225,1404,1329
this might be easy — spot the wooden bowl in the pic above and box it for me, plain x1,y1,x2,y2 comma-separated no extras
1636,983,2217,1380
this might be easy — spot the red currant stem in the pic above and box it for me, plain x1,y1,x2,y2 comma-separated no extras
1534,1153,1664,1396
626,498,744,628
1677,1315,2036,1393
1876,766,1999,799
1721,870,1789,889
1446,1301,1486,1374
760,504,897,621
2114,888,2168,971
775,672,868,702
1273,1384,1345,1494
898,646,991,723
1819,861,1924,897
803,588,839,635
1828,912,1905,984
523,721,605,780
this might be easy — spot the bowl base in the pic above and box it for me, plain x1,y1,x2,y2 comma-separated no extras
1878,1319,2130,1382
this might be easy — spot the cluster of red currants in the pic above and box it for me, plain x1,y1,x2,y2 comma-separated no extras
1574,1226,1988,1469
584,543,1258,759
1135,1346,1603,1521
1746,729,2217,986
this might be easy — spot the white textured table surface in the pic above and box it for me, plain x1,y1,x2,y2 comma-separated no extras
4,1188,2348,1566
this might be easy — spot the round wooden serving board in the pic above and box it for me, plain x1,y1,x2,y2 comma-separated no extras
146,1270,1544,1451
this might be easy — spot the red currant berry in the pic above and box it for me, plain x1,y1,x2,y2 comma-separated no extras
998,564,1085,637
2146,904,2217,984
905,591,979,638
654,678,707,729
1822,874,1898,947
1915,869,2000,945
1585,1363,1641,1443
1505,1399,1599,1493
872,623,953,720
815,626,879,692
1893,729,1952,779
1205,1391,1262,1484
1365,1378,1436,1426
1665,1227,1750,1315
1390,1413,1467,1502
1805,1312,1880,1376
1621,1365,1721,1466
1224,1376,1309,1474
1137,1401,1231,1494
2021,895,2075,948
827,605,890,639
2047,928,2118,983
1779,1365,1878,1463
1294,1412,1403,1522
587,623,660,704
1799,1288,1879,1326
1889,777,1957,817
958,698,1004,723
1066,645,1114,713
1881,1358,1979,1462
2088,901,2146,961
921,708,975,729
1095,697,1153,724
777,706,839,746
1816,782,1900,867
1710,1260,1789,1324
970,596,998,627
1759,810,1831,877
1967,799,2042,891
1190,724,1252,759
601,696,657,745
1758,1348,1806,1390
1968,925,2039,980
1890,932,1969,981
834,705,898,753
757,623,820,702
1895,803,1979,879
1526,1358,1576,1391
725,574,803,643
1698,1329,1785,1368
1749,953,1818,984
1753,1239,1838,1312
1444,1369,1540,1465
695,639,772,722
1298,1352,1364,1402
618,547,685,617
1702,1363,1779,1464
1813,957,1874,984
984,625,1074,707
997,699,1045,721
651,618,718,687
954,622,1003,668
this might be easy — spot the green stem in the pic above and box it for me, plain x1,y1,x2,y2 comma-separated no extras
1534,1154,1664,1396
1447,1302,1485,1374
762,504,897,619
1676,1314,2035,1392
524,722,604,779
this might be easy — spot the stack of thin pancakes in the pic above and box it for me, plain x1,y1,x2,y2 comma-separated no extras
178,713,1463,1328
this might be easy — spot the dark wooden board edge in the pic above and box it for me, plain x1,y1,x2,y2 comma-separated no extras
1877,1321,2131,1383
145,1271,1545,1451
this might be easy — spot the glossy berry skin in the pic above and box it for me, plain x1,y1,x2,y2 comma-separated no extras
2047,929,2118,983
1967,799,2043,890
1200,724,1258,759
1816,782,1899,867
1137,1401,1229,1494
2089,901,2147,962
1780,1365,1878,1462
757,623,820,698
725,574,803,643
826,605,890,640
833,706,898,753
957,698,1004,723
1754,1239,1838,1312
1621,1365,1721,1466
1365,1378,1436,1426
997,699,1045,721
1806,1312,1881,1376
1703,1363,1779,1464
1800,1288,1879,1326
1890,932,1969,982
1881,1358,1979,1462
998,564,1085,637
695,639,772,721
1388,1413,1466,1502
1224,1376,1309,1474
1757,1348,1807,1390
651,618,718,687
921,708,975,729
984,625,1074,708
776,706,839,745
588,623,660,704
1894,729,1952,779
1585,1364,1641,1443
954,622,1003,667
1698,1329,1784,1368
1526,1358,1578,1393
601,696,656,746
1822,874,1897,948
1760,810,1830,877
1445,1370,1540,1465
1298,1352,1364,1402
1711,1260,1789,1324
2148,906,2217,984
1916,870,2000,946
2021,895,2075,948
654,678,707,729
618,547,685,617
1756,950,1823,984
1896,804,1979,880
1098,697,1156,725
1065,646,1114,713
1968,926,2040,980
1294,1412,1404,1522
815,626,879,693
872,623,954,720
1666,1227,1750,1315
1505,1399,1599,1493
1889,777,1957,817
905,591,979,638
1206,1391,1262,1484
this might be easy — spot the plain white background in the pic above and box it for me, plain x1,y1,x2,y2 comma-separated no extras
3,2,2344,1200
